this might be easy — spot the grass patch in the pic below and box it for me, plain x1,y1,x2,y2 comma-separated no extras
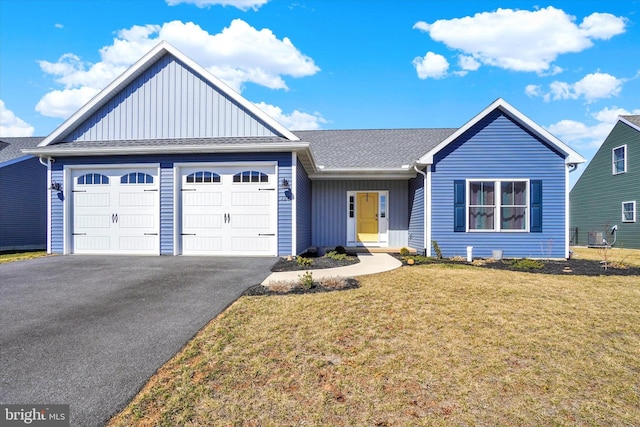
571,246,640,267
108,265,640,426
0,251,47,264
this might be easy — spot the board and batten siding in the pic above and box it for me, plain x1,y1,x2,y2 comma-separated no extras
570,120,640,249
408,173,425,253
312,180,408,248
0,157,47,251
49,152,293,255
431,110,567,259
67,53,279,141
295,157,312,254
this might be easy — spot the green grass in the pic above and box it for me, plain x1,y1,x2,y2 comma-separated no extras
108,264,640,426
0,251,48,264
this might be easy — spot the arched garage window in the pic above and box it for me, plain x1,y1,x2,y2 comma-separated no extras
186,171,221,183
77,173,109,185
233,170,268,183
121,172,154,184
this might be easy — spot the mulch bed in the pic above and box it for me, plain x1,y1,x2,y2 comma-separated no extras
400,257,640,276
244,278,360,296
270,252,360,272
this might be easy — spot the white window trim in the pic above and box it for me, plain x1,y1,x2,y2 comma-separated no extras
622,201,636,223
612,144,627,175
467,179,530,232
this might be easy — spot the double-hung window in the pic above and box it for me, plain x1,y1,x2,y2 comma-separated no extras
622,201,636,223
468,180,528,231
612,145,627,174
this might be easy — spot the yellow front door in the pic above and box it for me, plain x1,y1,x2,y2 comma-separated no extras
357,192,378,242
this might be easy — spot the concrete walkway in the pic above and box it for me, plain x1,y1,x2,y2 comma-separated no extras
262,253,402,285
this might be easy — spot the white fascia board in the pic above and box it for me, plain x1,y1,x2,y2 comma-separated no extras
308,167,416,180
39,41,299,147
418,98,586,166
24,142,312,157
618,116,640,132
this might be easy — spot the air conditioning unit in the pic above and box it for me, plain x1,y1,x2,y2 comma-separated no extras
588,231,606,248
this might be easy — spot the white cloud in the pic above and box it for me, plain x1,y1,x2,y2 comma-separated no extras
254,102,326,130
165,0,269,11
459,55,480,71
527,72,624,103
0,100,35,137
547,106,640,150
35,87,101,118
413,7,626,74
54,23,64,29
525,84,542,97
36,19,319,119
412,52,449,79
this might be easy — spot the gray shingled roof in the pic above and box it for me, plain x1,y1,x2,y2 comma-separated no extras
23,130,461,170
25,136,296,153
0,137,45,164
621,115,640,128
294,128,457,169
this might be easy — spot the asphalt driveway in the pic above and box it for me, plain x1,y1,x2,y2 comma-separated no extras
0,255,275,427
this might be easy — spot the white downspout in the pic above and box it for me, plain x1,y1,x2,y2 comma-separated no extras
414,165,429,256
39,157,52,254
566,163,579,258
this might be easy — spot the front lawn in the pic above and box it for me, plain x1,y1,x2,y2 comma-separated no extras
109,264,640,426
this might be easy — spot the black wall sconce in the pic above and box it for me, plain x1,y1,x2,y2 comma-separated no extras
49,182,62,191
281,178,289,188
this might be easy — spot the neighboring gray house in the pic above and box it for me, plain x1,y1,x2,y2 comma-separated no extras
0,137,47,251
570,115,640,249
25,42,585,259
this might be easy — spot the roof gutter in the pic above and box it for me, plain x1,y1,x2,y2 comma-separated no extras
23,142,312,158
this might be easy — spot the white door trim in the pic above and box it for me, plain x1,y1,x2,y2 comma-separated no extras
346,190,389,247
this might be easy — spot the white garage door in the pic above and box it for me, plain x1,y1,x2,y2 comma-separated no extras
180,164,277,256
70,167,159,254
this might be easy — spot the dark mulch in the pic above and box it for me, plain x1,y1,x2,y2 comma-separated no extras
244,278,360,296
399,256,640,276
270,252,360,272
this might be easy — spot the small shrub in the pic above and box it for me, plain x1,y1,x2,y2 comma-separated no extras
399,247,410,257
267,281,296,293
325,250,348,261
334,245,347,255
432,240,443,259
508,258,544,270
321,277,349,290
298,271,314,289
296,256,313,267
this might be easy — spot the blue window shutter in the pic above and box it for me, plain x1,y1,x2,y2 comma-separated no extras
454,180,465,232
530,180,542,233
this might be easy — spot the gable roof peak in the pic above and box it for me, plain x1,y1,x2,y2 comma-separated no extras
418,98,585,166
38,41,299,147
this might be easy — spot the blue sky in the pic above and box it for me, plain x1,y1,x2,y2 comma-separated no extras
1,0,639,185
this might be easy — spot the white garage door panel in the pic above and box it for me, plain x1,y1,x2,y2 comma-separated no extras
180,164,277,256
75,236,110,251
231,236,271,252
75,192,110,207
184,191,222,206
71,167,159,255
183,236,223,252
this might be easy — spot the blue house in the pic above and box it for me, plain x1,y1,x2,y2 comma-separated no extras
25,42,584,259
0,137,47,252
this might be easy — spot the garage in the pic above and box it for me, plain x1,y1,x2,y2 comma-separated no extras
178,163,277,256
69,167,160,254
